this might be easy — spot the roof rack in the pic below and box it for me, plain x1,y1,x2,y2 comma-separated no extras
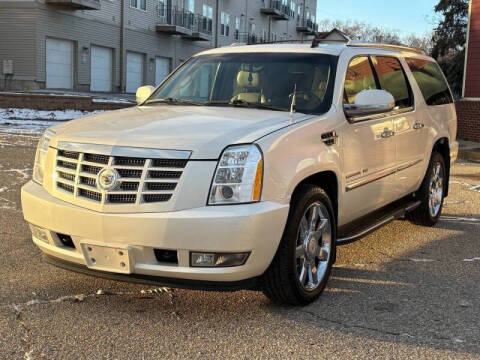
230,39,314,47
347,41,425,55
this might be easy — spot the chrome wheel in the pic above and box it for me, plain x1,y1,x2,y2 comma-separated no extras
295,202,332,292
428,162,444,218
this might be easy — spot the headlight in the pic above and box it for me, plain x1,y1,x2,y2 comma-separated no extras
208,144,263,205
33,129,55,185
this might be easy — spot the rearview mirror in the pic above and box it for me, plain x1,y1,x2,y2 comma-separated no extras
136,85,155,105
344,89,395,119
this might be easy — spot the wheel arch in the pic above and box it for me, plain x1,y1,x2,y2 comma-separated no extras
432,137,451,197
290,170,339,223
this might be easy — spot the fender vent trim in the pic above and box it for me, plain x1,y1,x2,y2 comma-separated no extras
321,131,338,146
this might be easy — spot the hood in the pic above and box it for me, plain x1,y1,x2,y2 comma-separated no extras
50,105,311,159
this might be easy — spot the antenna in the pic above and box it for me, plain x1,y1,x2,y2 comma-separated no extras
289,84,297,122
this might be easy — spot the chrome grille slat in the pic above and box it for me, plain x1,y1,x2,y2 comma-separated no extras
54,149,186,205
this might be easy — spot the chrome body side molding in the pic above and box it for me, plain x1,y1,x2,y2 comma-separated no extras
346,159,423,192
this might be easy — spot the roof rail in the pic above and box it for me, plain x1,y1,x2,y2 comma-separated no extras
348,41,425,55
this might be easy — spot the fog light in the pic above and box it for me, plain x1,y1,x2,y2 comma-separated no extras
190,252,250,267
29,224,49,243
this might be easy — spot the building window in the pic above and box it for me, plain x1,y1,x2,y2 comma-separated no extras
235,17,240,40
203,4,213,32
184,0,194,13
291,3,296,18
221,12,230,36
130,0,146,11
158,0,166,17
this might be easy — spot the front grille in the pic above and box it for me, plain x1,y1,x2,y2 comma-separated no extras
84,153,109,164
54,149,187,205
149,170,182,179
79,188,102,202
108,194,136,204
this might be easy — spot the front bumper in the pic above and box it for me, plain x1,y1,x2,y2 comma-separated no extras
21,181,289,284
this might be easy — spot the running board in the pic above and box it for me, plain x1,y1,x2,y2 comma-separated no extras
337,199,421,246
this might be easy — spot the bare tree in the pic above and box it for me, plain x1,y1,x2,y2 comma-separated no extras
318,19,433,53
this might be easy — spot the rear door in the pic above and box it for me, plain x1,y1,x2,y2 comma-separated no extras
341,56,397,222
370,56,425,197
91,45,113,92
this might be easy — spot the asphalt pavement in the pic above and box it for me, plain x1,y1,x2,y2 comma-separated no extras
1,130,479,359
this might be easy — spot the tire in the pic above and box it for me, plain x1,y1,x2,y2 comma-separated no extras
407,152,446,227
262,185,336,306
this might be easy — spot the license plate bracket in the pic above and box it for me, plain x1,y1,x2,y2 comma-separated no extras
80,242,133,274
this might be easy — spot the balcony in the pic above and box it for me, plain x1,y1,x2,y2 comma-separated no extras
183,15,212,41
45,0,100,10
237,32,267,45
260,0,289,20
296,17,317,34
156,6,194,36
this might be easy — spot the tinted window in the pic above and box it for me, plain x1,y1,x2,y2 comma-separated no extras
344,56,377,104
372,56,412,109
405,58,453,106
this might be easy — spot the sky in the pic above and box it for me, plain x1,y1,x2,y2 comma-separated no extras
316,0,440,36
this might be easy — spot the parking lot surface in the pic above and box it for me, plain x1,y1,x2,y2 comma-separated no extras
1,130,479,359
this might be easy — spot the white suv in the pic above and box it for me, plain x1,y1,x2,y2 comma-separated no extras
21,39,458,305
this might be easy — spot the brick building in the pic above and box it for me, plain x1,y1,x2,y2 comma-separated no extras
458,0,480,142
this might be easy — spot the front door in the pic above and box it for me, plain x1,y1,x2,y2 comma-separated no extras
341,56,398,224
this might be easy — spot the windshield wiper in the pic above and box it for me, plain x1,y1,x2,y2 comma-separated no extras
145,97,204,106
206,99,286,112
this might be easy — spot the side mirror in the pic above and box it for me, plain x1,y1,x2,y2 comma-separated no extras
136,85,155,105
344,89,395,119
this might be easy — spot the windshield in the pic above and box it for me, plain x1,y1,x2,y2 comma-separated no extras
147,53,338,115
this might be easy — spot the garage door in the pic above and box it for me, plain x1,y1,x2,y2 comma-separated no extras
46,38,73,89
91,45,113,92
155,57,170,86
126,52,144,93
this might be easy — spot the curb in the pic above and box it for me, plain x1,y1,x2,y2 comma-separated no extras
458,149,480,163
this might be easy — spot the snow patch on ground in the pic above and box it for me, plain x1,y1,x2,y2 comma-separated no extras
92,98,134,104
3,168,32,180
0,108,103,135
0,108,103,121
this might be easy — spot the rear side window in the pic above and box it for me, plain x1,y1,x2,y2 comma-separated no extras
344,56,377,104
371,56,413,109
405,58,453,106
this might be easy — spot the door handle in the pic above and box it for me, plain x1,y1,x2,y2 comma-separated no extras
381,129,395,138
413,122,425,130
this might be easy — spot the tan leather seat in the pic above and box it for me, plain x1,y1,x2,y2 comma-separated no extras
232,70,266,103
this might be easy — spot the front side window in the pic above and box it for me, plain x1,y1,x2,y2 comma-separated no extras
344,56,377,104
147,53,338,115
371,56,413,109
130,0,146,11
405,58,453,106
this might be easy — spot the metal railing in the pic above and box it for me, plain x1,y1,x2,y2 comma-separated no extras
262,0,290,18
237,32,267,44
195,15,213,35
297,17,317,31
157,5,194,30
